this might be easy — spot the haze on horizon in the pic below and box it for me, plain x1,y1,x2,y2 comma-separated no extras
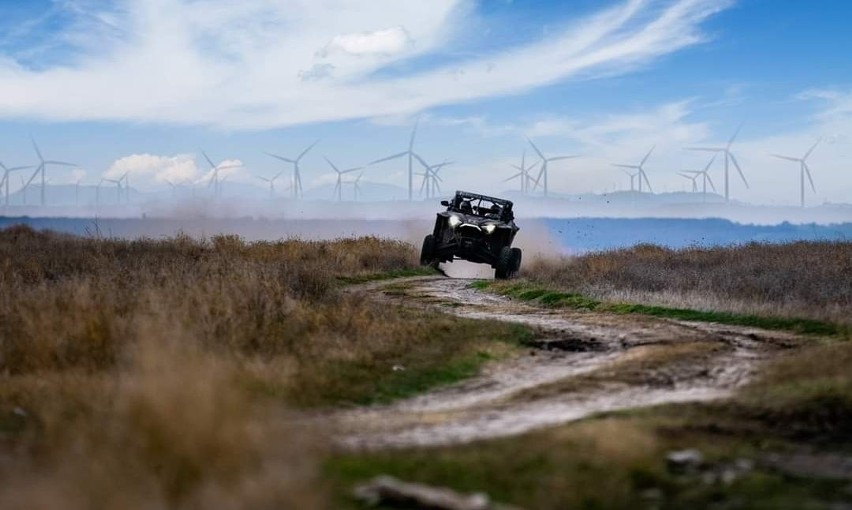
0,0,851,209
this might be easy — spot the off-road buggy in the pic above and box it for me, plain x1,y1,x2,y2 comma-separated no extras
420,190,521,279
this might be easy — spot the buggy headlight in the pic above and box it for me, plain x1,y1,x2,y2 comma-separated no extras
483,224,496,234
448,215,462,228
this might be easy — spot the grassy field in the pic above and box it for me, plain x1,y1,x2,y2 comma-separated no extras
2,229,849,509
523,241,852,326
0,225,530,509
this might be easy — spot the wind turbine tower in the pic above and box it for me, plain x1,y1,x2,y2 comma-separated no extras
370,121,423,201
25,139,75,207
0,162,32,206
201,151,242,199
686,125,748,202
325,157,362,202
266,141,319,200
527,138,577,197
612,146,655,193
772,138,821,208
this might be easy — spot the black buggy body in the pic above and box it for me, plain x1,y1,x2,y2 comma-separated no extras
420,190,522,279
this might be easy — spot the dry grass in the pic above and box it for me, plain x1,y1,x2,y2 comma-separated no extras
0,225,527,508
524,241,852,325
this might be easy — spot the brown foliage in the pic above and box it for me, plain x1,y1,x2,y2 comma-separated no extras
524,241,852,324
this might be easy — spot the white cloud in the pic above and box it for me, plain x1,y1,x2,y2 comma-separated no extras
0,0,732,129
319,26,413,57
106,153,199,184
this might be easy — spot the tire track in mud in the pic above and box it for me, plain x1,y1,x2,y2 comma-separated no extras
335,277,801,450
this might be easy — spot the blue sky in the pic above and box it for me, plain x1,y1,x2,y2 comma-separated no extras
0,0,850,205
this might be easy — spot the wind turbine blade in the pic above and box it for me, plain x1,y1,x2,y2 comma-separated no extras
803,137,822,160
640,145,655,166
419,173,428,194
526,138,546,160
7,165,33,172
729,153,748,188
412,153,430,170
771,154,800,162
369,152,407,165
24,165,42,188
297,140,319,161
342,166,362,174
273,171,284,180
705,173,717,192
803,162,816,192
201,151,216,169
727,122,744,147
31,139,44,162
45,161,75,166
703,154,717,172
324,157,340,173
503,172,523,182
548,155,578,162
641,171,653,193
408,120,419,150
612,164,639,169
265,152,295,163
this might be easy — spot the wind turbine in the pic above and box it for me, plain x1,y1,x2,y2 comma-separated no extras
527,138,578,197
678,171,700,192
257,171,284,199
118,171,130,203
24,139,75,206
413,155,451,199
265,141,318,200
95,179,106,207
771,138,821,208
686,124,748,201
681,154,717,202
102,177,122,203
325,157,362,202
74,178,82,206
621,169,639,192
350,173,365,201
201,151,242,199
612,146,655,193
0,162,32,206
369,121,422,201
504,151,538,195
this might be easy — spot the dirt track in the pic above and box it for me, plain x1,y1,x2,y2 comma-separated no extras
336,276,801,450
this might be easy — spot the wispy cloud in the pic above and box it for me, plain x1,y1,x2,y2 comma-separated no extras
0,0,732,129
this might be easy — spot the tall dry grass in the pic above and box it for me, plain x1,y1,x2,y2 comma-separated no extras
524,241,852,324
0,225,472,508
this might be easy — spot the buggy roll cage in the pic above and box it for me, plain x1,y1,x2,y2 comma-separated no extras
441,191,515,222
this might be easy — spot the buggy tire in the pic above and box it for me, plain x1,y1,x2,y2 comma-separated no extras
420,234,436,266
511,247,522,274
495,246,514,279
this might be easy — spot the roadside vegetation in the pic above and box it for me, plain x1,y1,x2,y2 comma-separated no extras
522,241,852,326
0,225,529,509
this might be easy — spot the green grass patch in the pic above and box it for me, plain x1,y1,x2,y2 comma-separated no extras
473,281,848,338
258,318,533,408
336,266,438,285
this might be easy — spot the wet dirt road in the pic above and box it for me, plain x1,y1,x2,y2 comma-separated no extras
335,276,801,450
